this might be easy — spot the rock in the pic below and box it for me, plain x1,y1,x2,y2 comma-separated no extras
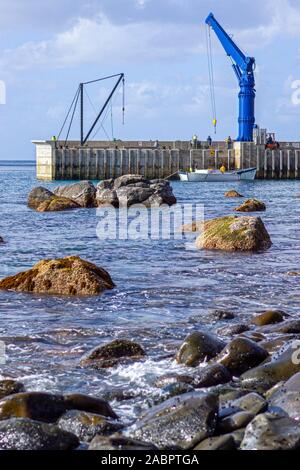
96,188,119,207
176,331,225,367
259,319,300,334
240,343,300,392
194,434,235,450
27,186,80,212
218,411,254,433
160,383,194,400
192,364,232,388
0,418,79,450
127,392,218,450
214,337,269,376
57,410,122,442
216,386,251,406
224,190,243,198
259,336,297,355
154,374,194,388
228,428,246,447
0,391,117,423
54,181,96,208
27,186,55,210
0,256,115,296
217,324,250,337
63,394,118,419
181,221,204,232
287,271,300,276
240,412,300,450
207,310,235,321
251,310,285,326
81,339,146,369
268,372,300,421
0,380,25,400
96,175,176,208
89,433,158,450
229,393,267,415
195,216,272,252
37,197,80,212
235,198,266,212
114,175,146,189
0,236,4,243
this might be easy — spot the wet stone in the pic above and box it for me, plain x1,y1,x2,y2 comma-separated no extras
176,331,225,367
89,433,158,450
126,392,218,450
218,411,255,433
192,364,232,389
0,418,79,450
81,339,146,369
194,434,235,450
251,310,285,326
58,410,123,443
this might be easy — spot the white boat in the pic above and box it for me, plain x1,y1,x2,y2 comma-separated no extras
178,167,257,182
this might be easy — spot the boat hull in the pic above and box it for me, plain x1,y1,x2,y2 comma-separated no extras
178,168,257,182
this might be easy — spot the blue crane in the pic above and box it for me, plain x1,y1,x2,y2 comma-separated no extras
205,12,256,142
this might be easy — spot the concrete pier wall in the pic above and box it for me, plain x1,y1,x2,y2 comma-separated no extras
33,140,300,181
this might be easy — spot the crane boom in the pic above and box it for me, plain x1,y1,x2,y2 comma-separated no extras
205,12,255,142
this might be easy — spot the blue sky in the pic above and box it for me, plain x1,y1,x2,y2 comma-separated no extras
1,0,300,160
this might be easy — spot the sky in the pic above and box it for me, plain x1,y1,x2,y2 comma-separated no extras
1,0,300,160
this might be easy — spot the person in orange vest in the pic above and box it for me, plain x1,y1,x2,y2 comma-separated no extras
220,163,226,173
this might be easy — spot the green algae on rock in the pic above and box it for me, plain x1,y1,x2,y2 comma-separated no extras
195,215,272,252
0,256,115,296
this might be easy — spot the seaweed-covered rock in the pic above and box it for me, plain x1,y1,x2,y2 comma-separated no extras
192,364,232,388
81,339,146,369
215,337,269,376
176,331,225,367
0,418,79,450
0,380,25,400
0,256,115,296
235,199,266,212
58,410,122,442
96,175,176,208
195,216,272,252
28,186,79,212
224,190,243,198
89,433,158,450
127,392,218,450
240,343,300,392
241,412,300,450
54,181,96,208
0,391,117,423
251,310,285,326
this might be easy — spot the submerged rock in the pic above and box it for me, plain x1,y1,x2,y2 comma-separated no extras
0,380,25,400
195,215,272,252
54,181,96,208
224,190,243,198
89,433,158,450
81,339,146,369
251,310,285,326
58,410,122,442
240,343,300,392
0,418,79,450
127,391,218,450
181,221,203,232
235,198,266,212
0,391,117,423
241,412,300,450
214,337,268,376
28,186,79,212
176,331,225,367
96,175,176,208
207,310,235,321
0,256,115,296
